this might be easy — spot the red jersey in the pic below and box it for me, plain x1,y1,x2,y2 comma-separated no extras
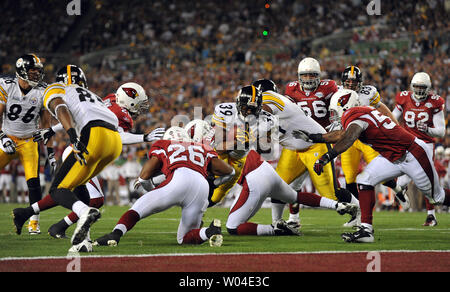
284,80,338,128
148,140,218,178
103,94,133,132
237,150,264,185
342,106,416,162
395,91,444,144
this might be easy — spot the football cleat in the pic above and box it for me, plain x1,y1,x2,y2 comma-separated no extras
48,220,69,239
93,231,121,247
423,214,438,227
343,207,361,227
395,187,410,211
341,225,374,243
68,239,93,253
273,219,301,236
206,219,223,247
71,208,101,246
12,207,34,235
28,220,41,235
336,202,359,217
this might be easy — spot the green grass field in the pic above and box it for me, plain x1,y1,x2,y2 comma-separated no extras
0,203,449,258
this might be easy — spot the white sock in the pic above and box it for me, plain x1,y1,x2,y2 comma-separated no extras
72,201,89,218
271,203,285,223
199,227,208,241
320,197,337,210
31,202,40,214
257,224,275,236
427,209,436,216
30,214,39,221
114,224,128,236
64,216,74,226
288,212,299,222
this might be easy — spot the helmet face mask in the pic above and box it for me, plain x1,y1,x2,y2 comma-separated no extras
342,66,363,92
297,57,321,91
184,119,215,146
329,89,360,123
16,54,44,87
236,85,263,121
56,65,88,88
410,72,431,101
116,82,149,117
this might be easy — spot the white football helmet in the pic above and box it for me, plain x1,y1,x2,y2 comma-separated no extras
163,126,191,142
184,119,215,145
435,145,445,159
445,147,450,160
410,72,431,101
297,57,321,91
329,89,360,122
116,82,150,116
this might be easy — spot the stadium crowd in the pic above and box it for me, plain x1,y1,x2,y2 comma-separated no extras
0,0,448,207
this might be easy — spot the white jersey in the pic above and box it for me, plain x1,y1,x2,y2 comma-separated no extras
43,83,118,135
261,90,326,150
0,77,46,138
211,102,276,158
338,84,381,107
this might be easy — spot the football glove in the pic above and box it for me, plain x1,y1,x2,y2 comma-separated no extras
143,128,165,142
33,128,56,145
67,128,89,165
417,121,428,133
292,130,325,143
313,150,338,175
0,131,16,155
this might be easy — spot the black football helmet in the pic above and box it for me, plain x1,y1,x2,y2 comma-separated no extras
56,65,88,88
15,54,44,87
341,66,363,92
236,85,263,120
252,79,278,93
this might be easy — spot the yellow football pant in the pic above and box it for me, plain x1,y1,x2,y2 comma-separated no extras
52,126,122,191
210,152,247,204
0,136,39,181
275,144,337,200
340,139,380,184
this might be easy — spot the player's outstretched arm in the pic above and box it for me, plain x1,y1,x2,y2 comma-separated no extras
209,157,235,187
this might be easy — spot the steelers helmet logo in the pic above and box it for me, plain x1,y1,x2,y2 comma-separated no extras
16,58,24,68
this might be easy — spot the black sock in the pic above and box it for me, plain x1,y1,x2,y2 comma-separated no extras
27,178,42,205
382,179,397,190
335,188,353,203
346,183,359,199
50,188,79,210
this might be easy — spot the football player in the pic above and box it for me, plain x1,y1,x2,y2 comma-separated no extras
337,66,405,223
209,85,276,206
226,147,359,237
94,127,235,247
13,64,122,250
252,79,359,227
294,90,450,243
30,82,165,239
0,54,53,234
278,58,341,226
392,72,446,226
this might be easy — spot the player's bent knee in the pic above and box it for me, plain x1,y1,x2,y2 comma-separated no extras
356,171,374,187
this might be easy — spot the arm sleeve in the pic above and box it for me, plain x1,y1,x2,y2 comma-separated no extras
391,107,402,121
51,123,64,133
119,131,145,145
426,110,445,138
